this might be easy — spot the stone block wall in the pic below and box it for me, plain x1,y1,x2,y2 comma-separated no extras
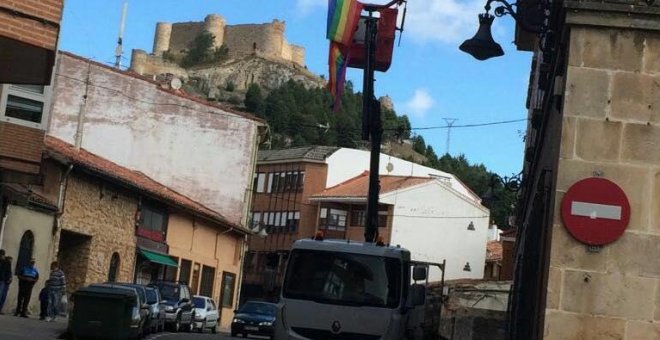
59,173,138,293
130,49,188,80
544,26,660,339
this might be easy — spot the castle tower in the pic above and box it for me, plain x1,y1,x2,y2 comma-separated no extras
153,22,172,56
263,19,285,58
203,14,225,48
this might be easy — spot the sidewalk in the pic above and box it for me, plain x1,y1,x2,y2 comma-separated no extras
0,314,67,339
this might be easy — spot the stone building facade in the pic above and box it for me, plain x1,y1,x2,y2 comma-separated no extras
507,0,660,339
56,170,138,296
42,136,249,309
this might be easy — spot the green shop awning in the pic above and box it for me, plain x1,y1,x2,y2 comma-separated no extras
138,248,178,267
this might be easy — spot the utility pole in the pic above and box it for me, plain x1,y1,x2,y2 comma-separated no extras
443,118,458,155
362,8,381,244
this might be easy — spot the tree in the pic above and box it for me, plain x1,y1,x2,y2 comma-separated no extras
181,32,215,67
245,84,265,116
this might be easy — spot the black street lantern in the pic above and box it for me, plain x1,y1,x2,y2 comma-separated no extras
459,13,503,61
461,0,546,60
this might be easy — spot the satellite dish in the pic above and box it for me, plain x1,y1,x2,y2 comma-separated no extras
258,228,268,238
170,77,182,90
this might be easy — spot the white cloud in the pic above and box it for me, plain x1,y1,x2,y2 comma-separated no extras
296,0,327,15
402,0,485,44
405,89,434,117
296,0,489,45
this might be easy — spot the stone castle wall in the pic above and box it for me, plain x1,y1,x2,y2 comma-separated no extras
144,15,304,67
130,49,188,80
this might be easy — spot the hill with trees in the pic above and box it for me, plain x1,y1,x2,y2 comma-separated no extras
237,80,517,229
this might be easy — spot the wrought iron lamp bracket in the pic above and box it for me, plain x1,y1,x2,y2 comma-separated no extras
484,0,542,33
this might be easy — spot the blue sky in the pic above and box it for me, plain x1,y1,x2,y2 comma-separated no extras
58,0,531,177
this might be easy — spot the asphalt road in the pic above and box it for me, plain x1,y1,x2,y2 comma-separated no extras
147,331,269,339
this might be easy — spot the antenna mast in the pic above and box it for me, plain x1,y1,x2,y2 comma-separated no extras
443,118,458,155
114,1,128,69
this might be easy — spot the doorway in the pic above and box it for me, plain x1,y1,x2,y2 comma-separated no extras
58,230,92,296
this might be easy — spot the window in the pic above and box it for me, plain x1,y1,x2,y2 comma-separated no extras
108,252,120,282
199,265,215,297
16,231,34,274
283,249,402,308
251,212,262,229
137,205,168,242
286,211,300,232
268,171,305,193
0,84,50,129
320,208,347,231
254,173,266,193
179,259,192,285
350,209,388,228
220,272,236,308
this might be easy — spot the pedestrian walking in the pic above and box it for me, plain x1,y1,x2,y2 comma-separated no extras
15,258,39,317
39,284,49,320
46,261,66,321
0,250,12,314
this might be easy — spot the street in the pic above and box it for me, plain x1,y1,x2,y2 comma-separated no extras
145,333,268,340
0,314,272,340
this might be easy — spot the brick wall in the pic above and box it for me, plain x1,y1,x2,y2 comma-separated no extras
0,122,44,175
543,25,660,339
0,0,62,49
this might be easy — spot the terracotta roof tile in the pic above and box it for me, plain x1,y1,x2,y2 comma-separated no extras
44,136,247,234
486,241,503,262
312,171,434,199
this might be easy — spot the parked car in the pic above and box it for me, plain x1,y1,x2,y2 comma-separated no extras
145,285,166,333
152,280,195,332
110,283,156,335
231,301,277,339
192,295,219,333
89,283,149,337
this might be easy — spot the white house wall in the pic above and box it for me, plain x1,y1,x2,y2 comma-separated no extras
0,205,55,314
383,181,489,281
326,148,476,200
47,53,260,226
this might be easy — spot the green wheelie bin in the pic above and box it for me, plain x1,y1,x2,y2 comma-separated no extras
69,285,142,340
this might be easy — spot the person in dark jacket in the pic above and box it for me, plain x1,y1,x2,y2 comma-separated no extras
39,284,50,320
15,258,39,317
0,250,12,314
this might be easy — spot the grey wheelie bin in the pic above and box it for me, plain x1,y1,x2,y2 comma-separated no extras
69,285,142,340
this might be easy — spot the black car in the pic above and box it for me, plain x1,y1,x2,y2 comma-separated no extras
110,283,156,335
152,281,195,332
231,301,277,339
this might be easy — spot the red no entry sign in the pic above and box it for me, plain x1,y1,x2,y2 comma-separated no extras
560,177,630,246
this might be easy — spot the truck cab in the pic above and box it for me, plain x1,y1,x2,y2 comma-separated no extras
274,238,430,340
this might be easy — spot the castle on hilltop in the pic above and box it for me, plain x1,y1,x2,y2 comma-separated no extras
130,14,306,79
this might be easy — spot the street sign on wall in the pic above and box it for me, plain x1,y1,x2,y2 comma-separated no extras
560,177,630,246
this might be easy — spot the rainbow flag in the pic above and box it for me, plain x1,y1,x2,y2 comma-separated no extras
327,0,362,111
328,42,349,111
327,0,362,45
